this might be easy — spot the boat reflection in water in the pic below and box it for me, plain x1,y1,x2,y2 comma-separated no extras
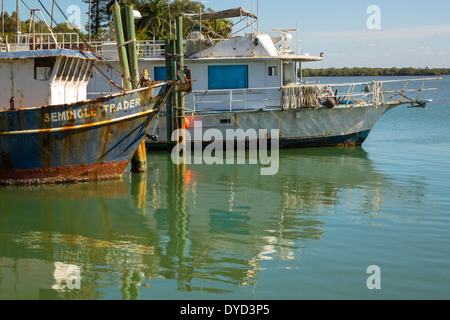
0,147,423,299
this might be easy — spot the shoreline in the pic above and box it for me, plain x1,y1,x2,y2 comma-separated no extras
302,67,450,77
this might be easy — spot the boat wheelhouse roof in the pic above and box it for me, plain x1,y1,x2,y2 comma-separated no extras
178,55,323,63
0,49,97,61
182,7,257,20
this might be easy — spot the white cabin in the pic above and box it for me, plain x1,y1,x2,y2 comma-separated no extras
0,49,96,110
88,31,322,112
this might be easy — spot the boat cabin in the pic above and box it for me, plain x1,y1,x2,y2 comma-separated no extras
0,49,96,110
88,34,322,112
86,7,323,112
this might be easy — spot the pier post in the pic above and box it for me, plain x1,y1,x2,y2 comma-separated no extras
124,5,140,89
124,5,147,173
169,16,186,156
165,17,186,154
175,16,185,139
165,39,174,151
111,4,131,90
169,38,178,150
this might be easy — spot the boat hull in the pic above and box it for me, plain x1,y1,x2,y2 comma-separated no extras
147,104,396,150
0,84,170,185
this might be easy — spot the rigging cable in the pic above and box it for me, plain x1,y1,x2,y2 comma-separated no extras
37,0,140,91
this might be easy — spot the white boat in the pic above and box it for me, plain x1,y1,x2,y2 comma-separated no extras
87,7,439,149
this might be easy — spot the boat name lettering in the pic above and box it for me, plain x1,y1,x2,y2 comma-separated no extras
44,98,141,123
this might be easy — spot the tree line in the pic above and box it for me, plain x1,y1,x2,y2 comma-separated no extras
82,0,233,41
302,67,450,77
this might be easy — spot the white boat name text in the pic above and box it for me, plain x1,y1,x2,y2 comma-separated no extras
44,98,142,123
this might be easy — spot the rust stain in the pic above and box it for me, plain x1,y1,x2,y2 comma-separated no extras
40,133,52,168
0,161,129,186
0,152,13,170
337,141,359,147
0,83,170,185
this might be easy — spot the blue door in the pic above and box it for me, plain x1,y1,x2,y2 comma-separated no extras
208,65,248,90
154,66,166,81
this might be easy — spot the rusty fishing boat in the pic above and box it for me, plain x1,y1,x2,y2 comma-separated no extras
0,47,171,185
0,1,180,185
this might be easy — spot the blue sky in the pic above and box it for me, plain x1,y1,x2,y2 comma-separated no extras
5,0,450,68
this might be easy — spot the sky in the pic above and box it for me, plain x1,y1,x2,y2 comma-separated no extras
4,0,450,68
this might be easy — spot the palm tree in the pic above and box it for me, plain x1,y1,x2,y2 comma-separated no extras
136,0,168,42
209,18,234,38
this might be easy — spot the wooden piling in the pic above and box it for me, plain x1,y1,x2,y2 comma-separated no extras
165,16,185,152
111,4,131,90
165,39,174,151
176,16,185,133
124,5,140,89
174,16,186,153
118,5,147,173
169,38,178,150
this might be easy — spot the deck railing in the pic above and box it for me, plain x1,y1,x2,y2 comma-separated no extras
188,78,440,114
2,33,167,58
188,87,282,114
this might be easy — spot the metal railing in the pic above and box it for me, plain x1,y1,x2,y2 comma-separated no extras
188,87,282,114
187,78,441,114
2,33,167,58
90,40,166,59
322,77,440,107
9,33,83,50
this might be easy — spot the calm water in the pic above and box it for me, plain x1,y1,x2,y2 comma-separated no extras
0,76,449,300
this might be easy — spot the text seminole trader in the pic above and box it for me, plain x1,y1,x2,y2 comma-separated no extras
44,98,142,124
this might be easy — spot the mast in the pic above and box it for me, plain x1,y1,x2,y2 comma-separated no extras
2,0,4,36
16,0,21,43
88,0,92,43
50,0,55,29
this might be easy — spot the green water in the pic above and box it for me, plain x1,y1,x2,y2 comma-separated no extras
0,76,449,300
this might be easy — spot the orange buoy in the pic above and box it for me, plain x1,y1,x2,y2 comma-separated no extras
184,117,190,129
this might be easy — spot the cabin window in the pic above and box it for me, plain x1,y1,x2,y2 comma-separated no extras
73,59,85,81
34,56,56,81
35,67,52,81
62,58,74,81
55,56,67,80
268,66,278,76
67,59,79,82
84,61,94,81
208,65,248,90
282,61,295,86
154,66,166,81
79,60,89,81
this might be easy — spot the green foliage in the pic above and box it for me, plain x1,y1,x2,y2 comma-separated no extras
90,0,235,41
302,67,450,77
82,0,112,40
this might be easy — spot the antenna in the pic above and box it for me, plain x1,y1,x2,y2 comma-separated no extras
272,28,298,55
272,28,298,32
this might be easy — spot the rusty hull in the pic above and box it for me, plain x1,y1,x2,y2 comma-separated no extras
0,82,171,185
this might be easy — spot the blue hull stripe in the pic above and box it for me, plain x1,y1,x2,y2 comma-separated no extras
147,130,372,150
